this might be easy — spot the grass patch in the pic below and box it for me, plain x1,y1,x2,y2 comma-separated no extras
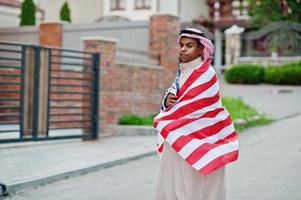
118,114,154,126
222,96,272,132
118,97,272,132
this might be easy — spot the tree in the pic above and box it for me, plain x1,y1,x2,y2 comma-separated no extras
19,0,36,26
60,2,71,23
248,0,301,28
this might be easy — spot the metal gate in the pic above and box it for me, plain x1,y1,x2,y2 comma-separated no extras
0,41,100,143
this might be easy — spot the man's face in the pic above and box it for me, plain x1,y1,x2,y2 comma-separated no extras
178,37,204,63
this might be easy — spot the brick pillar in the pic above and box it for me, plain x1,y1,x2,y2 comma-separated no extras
39,23,63,123
82,37,117,135
149,14,180,71
39,23,63,47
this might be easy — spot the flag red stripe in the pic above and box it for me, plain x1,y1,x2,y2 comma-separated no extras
157,143,164,153
185,132,237,165
180,75,218,102
199,150,239,176
171,115,232,152
157,94,220,122
170,108,225,151
160,108,224,139
177,59,212,97
190,116,233,139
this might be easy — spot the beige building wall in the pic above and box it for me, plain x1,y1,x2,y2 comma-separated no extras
158,0,178,16
180,0,208,22
0,0,209,26
104,0,208,22
0,6,20,27
103,0,157,21
35,0,103,23
0,4,43,27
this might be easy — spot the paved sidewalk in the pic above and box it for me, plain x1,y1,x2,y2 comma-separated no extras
220,80,301,120
0,136,156,194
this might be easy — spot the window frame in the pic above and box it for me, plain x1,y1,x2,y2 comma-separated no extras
110,0,126,11
135,0,151,10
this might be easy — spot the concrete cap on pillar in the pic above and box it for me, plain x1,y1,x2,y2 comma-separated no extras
81,36,118,43
224,25,245,35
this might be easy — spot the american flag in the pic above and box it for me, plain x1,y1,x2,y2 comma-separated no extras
154,59,239,176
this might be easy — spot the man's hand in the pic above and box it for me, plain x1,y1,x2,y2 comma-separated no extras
165,93,177,107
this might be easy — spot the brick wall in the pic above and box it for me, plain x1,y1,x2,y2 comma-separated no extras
100,63,165,125
0,69,20,122
83,37,166,134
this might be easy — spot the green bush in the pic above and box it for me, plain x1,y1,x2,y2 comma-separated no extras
224,62,301,85
281,61,301,68
224,64,264,84
264,62,301,85
60,2,71,23
118,114,154,125
20,0,36,26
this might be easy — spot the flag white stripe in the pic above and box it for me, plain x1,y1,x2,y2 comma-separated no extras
192,140,239,170
154,67,216,120
155,81,219,120
156,101,222,145
178,124,235,159
156,120,173,132
177,67,215,102
182,100,222,119
155,99,222,134
166,110,229,145
156,100,224,150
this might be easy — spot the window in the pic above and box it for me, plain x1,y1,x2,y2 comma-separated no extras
135,0,151,9
111,0,125,10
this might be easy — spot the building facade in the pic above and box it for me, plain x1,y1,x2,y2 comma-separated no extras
34,0,209,23
103,0,209,22
1,0,249,26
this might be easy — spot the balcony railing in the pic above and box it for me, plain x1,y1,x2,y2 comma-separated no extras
208,0,250,25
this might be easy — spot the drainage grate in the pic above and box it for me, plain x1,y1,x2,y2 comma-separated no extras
274,89,293,94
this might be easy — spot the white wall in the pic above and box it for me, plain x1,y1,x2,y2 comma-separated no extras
0,26,39,44
36,0,102,23
0,20,149,51
63,20,149,50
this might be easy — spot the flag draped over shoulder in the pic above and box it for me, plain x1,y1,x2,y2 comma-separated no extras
154,59,239,176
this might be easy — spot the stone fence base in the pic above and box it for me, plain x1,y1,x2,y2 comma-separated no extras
107,125,156,137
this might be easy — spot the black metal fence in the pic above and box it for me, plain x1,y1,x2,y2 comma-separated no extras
0,41,100,143
0,42,25,142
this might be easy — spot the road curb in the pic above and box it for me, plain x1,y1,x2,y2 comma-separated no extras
6,151,156,195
